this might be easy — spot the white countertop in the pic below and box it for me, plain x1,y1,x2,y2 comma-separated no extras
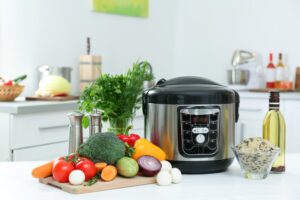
238,91,300,100
1,154,299,200
1,92,299,114
0,98,78,114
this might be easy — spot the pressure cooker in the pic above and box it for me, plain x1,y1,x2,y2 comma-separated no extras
143,76,239,174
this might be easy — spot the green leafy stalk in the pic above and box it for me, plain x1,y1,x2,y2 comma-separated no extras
78,61,154,129
124,143,135,157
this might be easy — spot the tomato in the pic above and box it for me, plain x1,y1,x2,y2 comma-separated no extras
75,159,97,181
52,160,75,183
127,133,141,146
4,80,13,86
54,153,80,167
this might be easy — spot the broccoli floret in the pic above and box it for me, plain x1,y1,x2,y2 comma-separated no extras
78,132,125,164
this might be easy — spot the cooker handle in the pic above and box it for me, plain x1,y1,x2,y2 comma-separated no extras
156,78,167,85
142,89,149,117
233,90,240,122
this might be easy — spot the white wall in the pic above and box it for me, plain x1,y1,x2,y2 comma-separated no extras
0,0,178,96
173,0,300,84
2,0,300,93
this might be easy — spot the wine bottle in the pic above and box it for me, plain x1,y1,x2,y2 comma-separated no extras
275,53,285,89
263,91,286,172
266,53,276,88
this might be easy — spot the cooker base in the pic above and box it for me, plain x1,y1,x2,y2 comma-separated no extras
170,158,234,174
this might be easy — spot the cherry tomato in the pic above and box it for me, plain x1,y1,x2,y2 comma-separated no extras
127,133,141,147
4,80,13,86
75,159,97,181
52,160,75,183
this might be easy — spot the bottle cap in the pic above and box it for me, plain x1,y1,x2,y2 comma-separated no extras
269,53,273,61
269,91,280,110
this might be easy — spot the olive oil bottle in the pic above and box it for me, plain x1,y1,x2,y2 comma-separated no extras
263,91,286,172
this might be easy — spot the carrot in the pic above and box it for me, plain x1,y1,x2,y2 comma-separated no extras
101,165,117,181
32,161,54,178
95,162,107,173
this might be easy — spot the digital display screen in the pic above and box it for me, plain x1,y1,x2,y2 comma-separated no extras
191,115,209,124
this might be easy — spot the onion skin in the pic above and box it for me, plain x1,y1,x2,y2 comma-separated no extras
137,155,162,177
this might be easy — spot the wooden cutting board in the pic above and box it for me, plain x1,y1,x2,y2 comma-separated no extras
26,96,79,101
39,176,156,194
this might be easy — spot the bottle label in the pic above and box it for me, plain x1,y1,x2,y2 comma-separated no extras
266,68,276,82
276,67,285,81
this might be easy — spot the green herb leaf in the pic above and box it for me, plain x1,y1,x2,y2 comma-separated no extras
84,176,98,186
82,116,89,128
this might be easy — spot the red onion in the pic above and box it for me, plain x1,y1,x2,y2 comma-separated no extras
137,155,162,177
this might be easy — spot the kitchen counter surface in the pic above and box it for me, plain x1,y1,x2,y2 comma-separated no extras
238,91,300,100
0,98,78,114
1,154,299,200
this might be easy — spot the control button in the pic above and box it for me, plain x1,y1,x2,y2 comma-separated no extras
192,127,209,134
207,139,217,150
203,127,209,133
182,123,191,130
183,131,191,139
184,139,193,150
192,127,198,134
210,131,218,139
210,123,217,130
181,113,191,122
195,134,205,144
210,114,218,121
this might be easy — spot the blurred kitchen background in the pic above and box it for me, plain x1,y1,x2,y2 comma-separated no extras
0,0,300,161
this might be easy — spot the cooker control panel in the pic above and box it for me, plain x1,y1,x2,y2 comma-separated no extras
179,107,220,157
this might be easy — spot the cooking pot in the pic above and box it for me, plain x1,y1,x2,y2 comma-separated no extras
143,76,239,174
38,65,72,82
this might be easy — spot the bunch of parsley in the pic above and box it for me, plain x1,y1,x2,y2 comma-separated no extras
78,61,154,128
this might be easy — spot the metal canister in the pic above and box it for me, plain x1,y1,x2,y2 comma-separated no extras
89,111,102,136
67,112,83,154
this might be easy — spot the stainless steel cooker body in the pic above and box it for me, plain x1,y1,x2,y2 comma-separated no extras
142,76,239,173
145,103,236,162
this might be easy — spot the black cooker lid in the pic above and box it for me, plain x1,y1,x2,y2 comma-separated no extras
143,76,238,104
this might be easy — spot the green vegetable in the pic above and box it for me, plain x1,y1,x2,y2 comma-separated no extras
78,61,154,128
13,74,27,84
116,157,139,178
78,132,125,164
84,176,99,186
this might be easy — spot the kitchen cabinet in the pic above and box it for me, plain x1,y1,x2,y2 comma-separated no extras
13,142,68,161
236,92,300,153
0,100,77,161
235,98,267,144
0,99,145,161
282,100,300,153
